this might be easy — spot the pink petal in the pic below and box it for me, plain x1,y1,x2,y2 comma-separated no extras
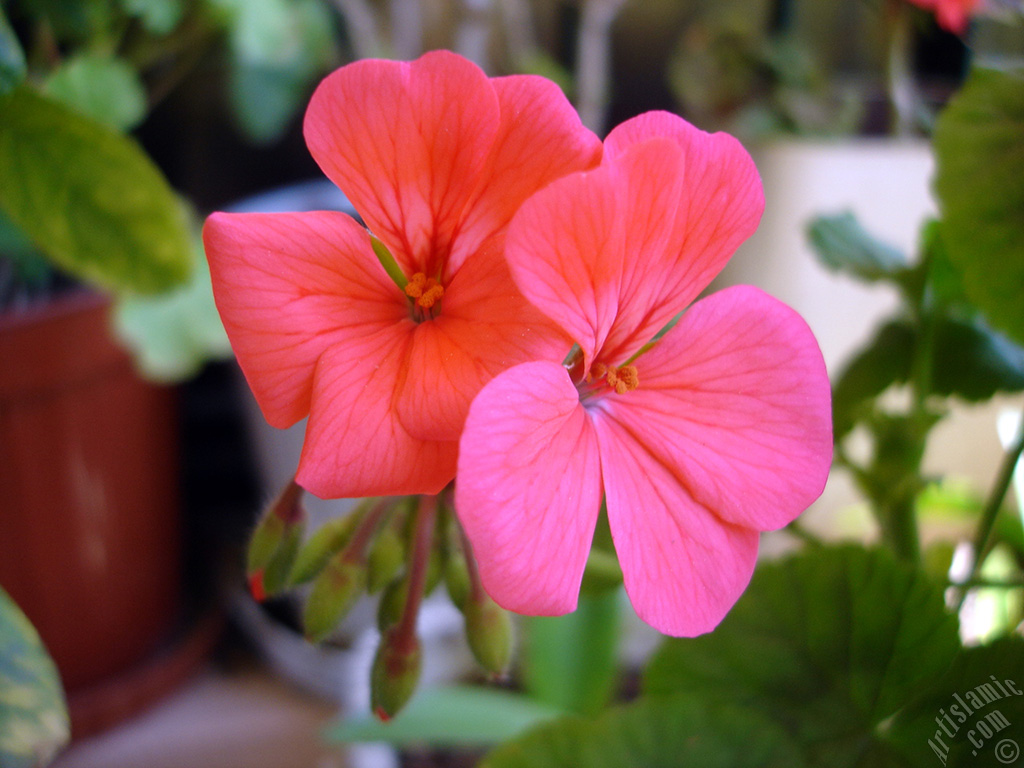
593,413,759,637
303,51,499,277
604,111,764,323
297,335,458,498
504,165,626,368
203,211,403,429
447,74,602,275
397,250,572,441
455,362,603,615
596,285,832,533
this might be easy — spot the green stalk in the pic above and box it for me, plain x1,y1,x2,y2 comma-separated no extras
956,405,1024,608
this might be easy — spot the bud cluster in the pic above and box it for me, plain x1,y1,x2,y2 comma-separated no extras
244,482,514,719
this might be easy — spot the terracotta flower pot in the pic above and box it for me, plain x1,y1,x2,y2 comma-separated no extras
0,291,182,707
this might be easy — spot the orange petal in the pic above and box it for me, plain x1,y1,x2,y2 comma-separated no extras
304,51,499,277
204,210,404,429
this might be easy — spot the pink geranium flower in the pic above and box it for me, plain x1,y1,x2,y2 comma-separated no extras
906,0,980,33
455,112,833,637
204,51,601,498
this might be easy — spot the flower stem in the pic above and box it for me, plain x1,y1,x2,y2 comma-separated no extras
956,404,1024,608
394,494,439,653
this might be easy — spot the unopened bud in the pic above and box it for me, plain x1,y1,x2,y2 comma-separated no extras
376,576,408,632
371,627,421,720
289,513,360,587
303,553,365,643
443,547,471,611
246,481,307,598
464,595,512,675
367,520,406,594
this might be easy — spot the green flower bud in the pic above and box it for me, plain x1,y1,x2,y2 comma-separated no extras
367,519,406,594
246,480,306,578
376,576,408,632
303,552,366,643
464,595,512,676
371,627,422,721
288,512,361,587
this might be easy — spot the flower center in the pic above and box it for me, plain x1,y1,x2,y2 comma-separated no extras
404,272,444,319
586,362,639,395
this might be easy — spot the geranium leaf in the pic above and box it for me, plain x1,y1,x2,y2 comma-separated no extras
0,588,69,768
0,87,192,294
644,546,960,768
807,211,910,283
0,8,26,96
481,693,805,768
43,54,148,131
934,66,1024,347
932,314,1024,401
831,321,915,438
885,638,1024,768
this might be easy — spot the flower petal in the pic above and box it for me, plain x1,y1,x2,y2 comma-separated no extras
447,74,602,276
204,210,402,428
456,361,602,616
597,285,832,533
602,112,764,341
593,412,759,637
297,334,458,498
504,164,626,368
304,51,499,276
398,250,572,441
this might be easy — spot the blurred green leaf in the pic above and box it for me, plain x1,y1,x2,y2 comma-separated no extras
43,54,148,131
18,0,117,44
215,0,335,143
481,693,804,768
0,87,192,294
932,314,1024,401
521,590,621,716
119,0,184,35
886,638,1024,768
831,313,1024,439
644,546,960,767
327,685,566,748
0,587,69,768
0,7,26,96
832,320,915,438
934,66,1024,347
807,212,909,283
112,234,232,382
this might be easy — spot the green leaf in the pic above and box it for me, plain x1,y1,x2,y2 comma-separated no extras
807,212,910,283
885,638,1024,767
481,693,805,768
0,587,69,768
43,54,148,131
934,66,1024,347
932,314,1024,401
831,321,915,438
520,590,621,716
326,685,567,748
644,546,960,767
112,234,232,382
218,0,335,144
119,0,185,35
0,87,193,294
0,7,26,96
832,314,1024,439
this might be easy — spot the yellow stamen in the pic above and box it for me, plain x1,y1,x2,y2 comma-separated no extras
604,364,639,395
405,272,444,310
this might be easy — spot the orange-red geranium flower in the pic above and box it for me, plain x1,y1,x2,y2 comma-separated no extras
204,51,601,498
